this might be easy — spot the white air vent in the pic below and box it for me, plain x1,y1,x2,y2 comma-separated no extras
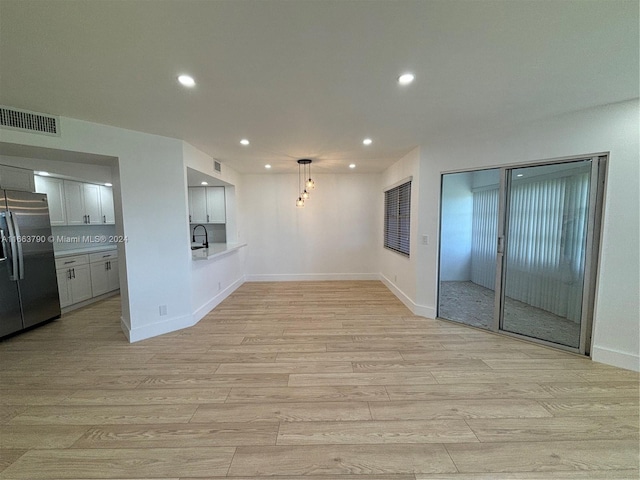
0,106,60,136
214,160,222,173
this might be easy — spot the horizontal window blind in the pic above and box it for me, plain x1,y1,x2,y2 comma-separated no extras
384,181,411,256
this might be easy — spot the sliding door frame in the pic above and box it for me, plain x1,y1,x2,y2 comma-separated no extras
437,153,608,356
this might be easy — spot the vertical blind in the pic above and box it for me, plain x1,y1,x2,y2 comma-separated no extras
470,169,589,322
384,181,411,257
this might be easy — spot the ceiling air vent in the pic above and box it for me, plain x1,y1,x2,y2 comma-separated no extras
0,106,60,136
214,160,222,173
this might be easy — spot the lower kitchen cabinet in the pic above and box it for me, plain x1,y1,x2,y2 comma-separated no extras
90,258,119,297
57,263,92,308
55,250,119,309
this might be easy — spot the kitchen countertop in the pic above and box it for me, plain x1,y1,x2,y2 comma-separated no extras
54,245,117,258
191,243,247,261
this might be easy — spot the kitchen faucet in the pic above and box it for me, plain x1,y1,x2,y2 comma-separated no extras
192,224,209,248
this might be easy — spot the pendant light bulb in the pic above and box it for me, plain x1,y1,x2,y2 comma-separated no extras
302,189,310,200
306,178,315,190
296,197,305,207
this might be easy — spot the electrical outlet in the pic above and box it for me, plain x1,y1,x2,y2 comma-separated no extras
159,305,167,316
422,234,429,245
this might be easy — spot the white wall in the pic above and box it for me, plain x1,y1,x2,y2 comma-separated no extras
0,117,193,342
240,172,380,280
379,147,422,311
417,100,639,371
439,172,473,281
191,248,246,322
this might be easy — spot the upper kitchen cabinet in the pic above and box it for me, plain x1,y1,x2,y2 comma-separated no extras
0,165,35,192
99,185,115,224
64,180,114,225
34,176,67,225
64,180,88,225
35,177,115,226
188,186,225,224
82,182,102,225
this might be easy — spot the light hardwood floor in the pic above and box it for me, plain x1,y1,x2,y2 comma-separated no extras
0,281,638,479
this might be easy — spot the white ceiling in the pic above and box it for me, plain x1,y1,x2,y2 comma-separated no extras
0,0,637,174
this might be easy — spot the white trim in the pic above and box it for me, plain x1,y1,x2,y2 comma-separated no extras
120,276,247,343
120,315,131,341
125,313,196,343
245,273,380,282
192,275,245,322
383,176,413,192
592,346,640,372
379,273,436,318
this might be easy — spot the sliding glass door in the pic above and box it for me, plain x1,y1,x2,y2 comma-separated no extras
438,155,605,354
438,169,500,330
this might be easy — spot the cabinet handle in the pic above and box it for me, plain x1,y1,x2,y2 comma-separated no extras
207,214,209,222
189,215,192,223
107,261,111,271
103,215,106,223
64,260,74,265
87,215,90,223
72,268,76,279
68,269,72,280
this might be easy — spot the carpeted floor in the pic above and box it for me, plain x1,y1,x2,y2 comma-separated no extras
438,281,581,348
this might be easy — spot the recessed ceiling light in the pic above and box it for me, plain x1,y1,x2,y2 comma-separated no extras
349,164,356,169
398,73,415,85
265,164,272,169
177,74,196,87
104,183,113,187
240,139,250,146
36,171,50,176
201,181,208,185
516,174,524,177
362,138,372,146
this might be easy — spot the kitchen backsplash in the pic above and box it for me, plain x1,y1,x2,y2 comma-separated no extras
190,223,226,244
51,225,117,252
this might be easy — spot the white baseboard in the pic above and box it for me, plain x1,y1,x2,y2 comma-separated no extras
379,273,436,319
592,345,640,372
245,273,380,282
120,277,246,343
193,276,245,322
123,313,196,343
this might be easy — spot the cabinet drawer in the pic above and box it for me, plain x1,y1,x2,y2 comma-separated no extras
89,251,118,263
55,254,89,269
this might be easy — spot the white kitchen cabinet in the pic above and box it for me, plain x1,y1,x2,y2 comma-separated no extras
56,254,92,308
188,187,207,223
99,185,115,224
188,186,225,224
83,183,102,225
206,187,226,223
0,165,35,192
56,270,72,307
63,180,86,225
34,176,67,225
89,251,119,296
63,180,114,225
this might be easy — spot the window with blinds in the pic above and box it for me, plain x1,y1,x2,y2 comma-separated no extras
384,181,411,257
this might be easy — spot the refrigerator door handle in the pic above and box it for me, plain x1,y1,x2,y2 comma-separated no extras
0,228,7,260
9,212,25,280
3,212,19,281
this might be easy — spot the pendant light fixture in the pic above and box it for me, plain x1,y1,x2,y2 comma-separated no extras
296,159,313,207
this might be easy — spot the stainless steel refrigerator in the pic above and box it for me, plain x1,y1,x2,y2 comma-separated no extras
0,189,61,337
